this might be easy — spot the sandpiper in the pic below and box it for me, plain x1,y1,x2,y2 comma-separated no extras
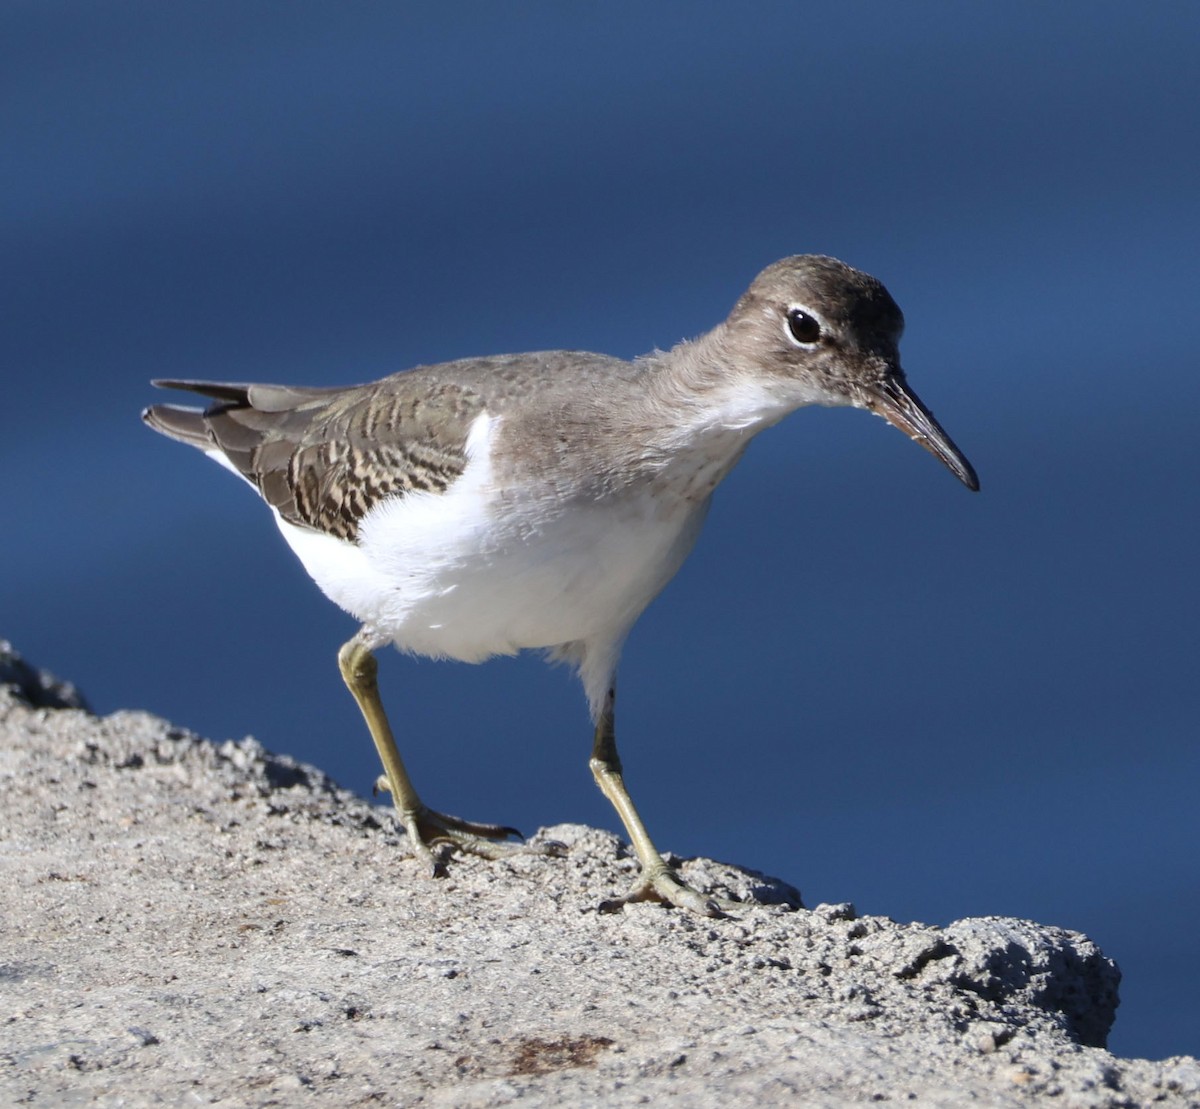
144,254,978,916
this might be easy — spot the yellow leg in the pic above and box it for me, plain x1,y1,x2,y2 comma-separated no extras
589,687,727,917
337,635,526,874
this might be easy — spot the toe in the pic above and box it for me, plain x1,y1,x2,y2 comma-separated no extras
598,867,731,918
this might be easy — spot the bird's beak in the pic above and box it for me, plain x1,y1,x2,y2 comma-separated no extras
864,374,979,491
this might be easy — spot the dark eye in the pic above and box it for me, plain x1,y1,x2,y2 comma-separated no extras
786,308,822,345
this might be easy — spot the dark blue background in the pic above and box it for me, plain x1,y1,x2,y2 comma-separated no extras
4,3,1197,1060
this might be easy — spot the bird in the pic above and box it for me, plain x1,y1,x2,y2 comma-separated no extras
143,254,978,916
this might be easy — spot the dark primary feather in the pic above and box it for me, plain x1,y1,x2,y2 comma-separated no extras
143,377,486,542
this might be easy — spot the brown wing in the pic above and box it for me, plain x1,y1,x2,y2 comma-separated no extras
143,376,486,542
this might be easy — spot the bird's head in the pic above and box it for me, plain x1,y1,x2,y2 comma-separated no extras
724,254,979,491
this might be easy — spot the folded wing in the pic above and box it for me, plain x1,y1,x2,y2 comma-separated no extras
143,377,485,542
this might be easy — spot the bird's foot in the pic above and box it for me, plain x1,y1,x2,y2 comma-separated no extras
598,860,734,919
374,775,565,876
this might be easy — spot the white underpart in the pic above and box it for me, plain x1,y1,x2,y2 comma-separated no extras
266,412,710,716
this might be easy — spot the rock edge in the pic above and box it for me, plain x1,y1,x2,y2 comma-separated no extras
1,647,1197,1107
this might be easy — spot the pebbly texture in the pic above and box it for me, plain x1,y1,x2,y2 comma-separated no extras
1,645,1197,1107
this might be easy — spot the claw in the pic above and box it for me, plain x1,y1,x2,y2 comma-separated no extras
383,803,567,873
597,862,733,918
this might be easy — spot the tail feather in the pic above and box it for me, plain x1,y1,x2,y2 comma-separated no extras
141,403,213,451
150,379,251,404
143,380,253,454
142,378,336,530
151,378,338,412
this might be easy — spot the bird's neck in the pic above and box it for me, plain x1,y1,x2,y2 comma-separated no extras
578,329,791,501
636,327,794,449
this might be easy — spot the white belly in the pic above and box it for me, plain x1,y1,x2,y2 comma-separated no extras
272,414,708,663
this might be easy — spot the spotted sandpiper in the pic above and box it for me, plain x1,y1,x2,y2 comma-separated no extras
143,254,978,916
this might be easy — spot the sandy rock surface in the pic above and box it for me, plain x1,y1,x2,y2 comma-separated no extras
2,643,1197,1107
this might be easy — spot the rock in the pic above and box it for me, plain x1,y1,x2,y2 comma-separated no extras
0,644,1196,1107
0,639,89,710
